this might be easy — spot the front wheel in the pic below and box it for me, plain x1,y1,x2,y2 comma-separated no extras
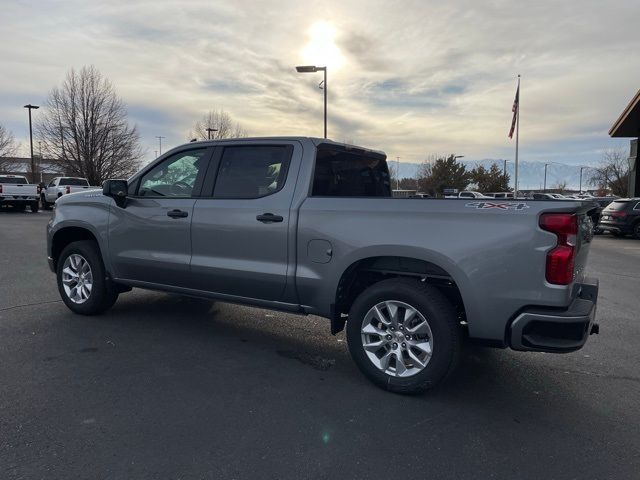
56,240,118,315
346,278,460,394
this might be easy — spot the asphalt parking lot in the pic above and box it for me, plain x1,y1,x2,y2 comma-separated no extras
1,210,639,480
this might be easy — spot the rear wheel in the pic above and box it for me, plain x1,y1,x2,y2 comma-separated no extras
346,278,460,394
30,200,39,213
633,223,640,240
56,240,118,315
611,231,625,238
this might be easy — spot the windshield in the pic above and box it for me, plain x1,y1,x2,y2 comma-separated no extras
604,200,628,212
60,178,89,186
0,176,28,184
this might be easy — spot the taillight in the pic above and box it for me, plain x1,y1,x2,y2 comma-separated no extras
37,186,41,194
540,213,578,285
65,186,70,194
0,184,3,194
610,211,626,218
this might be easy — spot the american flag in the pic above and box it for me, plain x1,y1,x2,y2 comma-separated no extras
508,83,519,139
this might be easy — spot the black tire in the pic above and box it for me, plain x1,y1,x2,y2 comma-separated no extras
56,240,118,315
346,278,460,394
41,194,51,210
30,200,39,213
633,222,640,240
611,231,625,238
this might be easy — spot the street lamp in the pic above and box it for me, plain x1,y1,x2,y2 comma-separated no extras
156,136,165,156
579,166,588,193
543,163,550,192
24,104,40,183
296,65,327,138
206,127,218,140
503,159,510,190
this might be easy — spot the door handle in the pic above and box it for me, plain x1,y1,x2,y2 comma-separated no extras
256,213,283,223
167,209,189,219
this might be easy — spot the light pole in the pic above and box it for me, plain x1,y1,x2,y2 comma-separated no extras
206,127,218,140
156,136,165,156
24,104,40,183
503,159,509,189
296,65,327,138
579,166,588,193
543,163,550,192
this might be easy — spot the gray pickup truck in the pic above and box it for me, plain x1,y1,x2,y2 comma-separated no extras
47,137,599,393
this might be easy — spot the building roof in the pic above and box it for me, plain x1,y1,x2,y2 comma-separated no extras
609,89,640,137
0,157,64,174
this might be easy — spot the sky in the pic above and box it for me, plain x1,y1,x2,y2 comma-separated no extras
1,0,638,172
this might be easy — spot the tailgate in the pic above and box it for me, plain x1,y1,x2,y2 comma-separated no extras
1,184,38,196
573,202,598,285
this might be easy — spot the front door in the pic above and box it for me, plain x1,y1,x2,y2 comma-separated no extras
108,148,211,287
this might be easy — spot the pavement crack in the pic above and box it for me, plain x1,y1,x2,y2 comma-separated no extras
0,299,62,312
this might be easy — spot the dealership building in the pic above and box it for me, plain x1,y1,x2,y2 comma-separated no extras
609,89,640,197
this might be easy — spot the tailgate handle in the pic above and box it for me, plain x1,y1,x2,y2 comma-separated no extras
256,213,283,223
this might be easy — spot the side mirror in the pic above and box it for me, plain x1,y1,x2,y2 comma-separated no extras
103,179,128,208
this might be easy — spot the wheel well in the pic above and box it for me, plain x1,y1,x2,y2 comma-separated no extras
331,256,466,334
51,227,99,271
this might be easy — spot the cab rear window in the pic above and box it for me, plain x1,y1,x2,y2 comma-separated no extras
0,176,28,184
312,147,391,197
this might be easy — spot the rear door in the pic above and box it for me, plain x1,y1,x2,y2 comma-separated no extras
189,142,300,301
108,147,213,287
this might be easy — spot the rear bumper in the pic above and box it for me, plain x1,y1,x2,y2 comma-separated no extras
598,221,631,234
510,277,599,353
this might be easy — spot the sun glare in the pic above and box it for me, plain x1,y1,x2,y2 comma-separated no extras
302,21,344,70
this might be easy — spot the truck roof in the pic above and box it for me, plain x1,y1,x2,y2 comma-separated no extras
179,137,387,159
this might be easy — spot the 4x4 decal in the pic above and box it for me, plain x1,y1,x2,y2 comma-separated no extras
465,202,530,210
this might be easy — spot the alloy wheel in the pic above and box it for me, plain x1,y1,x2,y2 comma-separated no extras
61,254,93,304
360,300,433,377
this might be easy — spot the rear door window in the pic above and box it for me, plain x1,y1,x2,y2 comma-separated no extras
212,145,292,199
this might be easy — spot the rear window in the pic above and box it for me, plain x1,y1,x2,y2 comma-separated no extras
0,176,28,184
604,201,629,212
312,148,391,197
60,178,89,186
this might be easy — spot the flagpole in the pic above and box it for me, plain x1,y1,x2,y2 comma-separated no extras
514,74,520,197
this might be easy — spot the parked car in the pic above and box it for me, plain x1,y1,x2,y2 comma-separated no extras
456,191,492,199
532,193,557,200
591,197,618,234
485,192,514,199
41,177,99,209
46,137,599,394
598,198,640,239
0,175,40,212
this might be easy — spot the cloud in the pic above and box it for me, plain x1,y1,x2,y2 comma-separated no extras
0,0,638,166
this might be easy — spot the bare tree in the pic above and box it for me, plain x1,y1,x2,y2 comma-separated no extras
553,181,568,193
0,124,18,172
589,148,629,197
191,109,248,140
36,66,143,185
